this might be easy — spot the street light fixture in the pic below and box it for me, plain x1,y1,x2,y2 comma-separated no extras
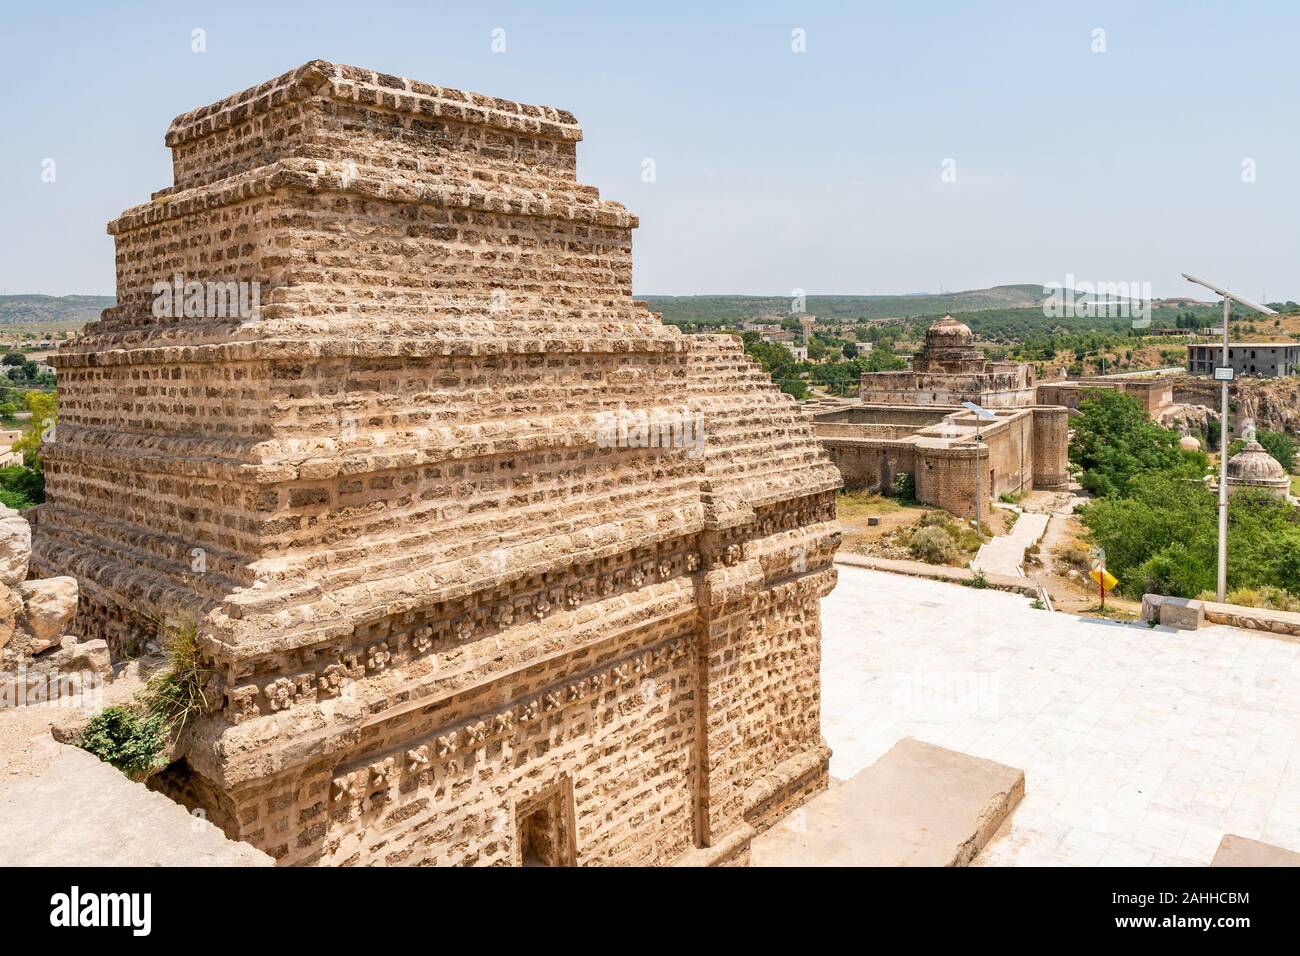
962,400,998,532
1180,273,1277,602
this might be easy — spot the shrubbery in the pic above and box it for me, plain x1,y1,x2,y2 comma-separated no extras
1080,473,1300,600
1072,388,1300,604
78,707,170,780
891,471,916,504
908,525,958,564
1070,389,1206,497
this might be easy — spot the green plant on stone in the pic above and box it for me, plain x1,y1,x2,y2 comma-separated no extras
78,706,170,780
77,619,212,779
144,619,212,734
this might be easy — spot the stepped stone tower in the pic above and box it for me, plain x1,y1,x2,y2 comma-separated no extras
33,61,841,866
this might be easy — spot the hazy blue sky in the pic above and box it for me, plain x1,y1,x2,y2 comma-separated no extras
2,0,1298,300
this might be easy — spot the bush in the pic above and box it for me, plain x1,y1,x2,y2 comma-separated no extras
1225,585,1300,613
1131,544,1214,600
0,465,43,507
891,472,916,503
908,525,958,564
1080,474,1300,600
0,488,31,510
78,706,170,780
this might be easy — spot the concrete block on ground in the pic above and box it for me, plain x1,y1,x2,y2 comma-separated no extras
1211,834,1300,867
1160,597,1205,631
0,744,273,866
750,737,1024,867
1141,593,1166,623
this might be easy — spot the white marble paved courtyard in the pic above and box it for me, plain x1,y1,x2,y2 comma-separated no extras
821,564,1300,866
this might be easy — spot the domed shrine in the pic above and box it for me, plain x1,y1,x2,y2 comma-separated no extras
1226,440,1291,498
859,315,1037,407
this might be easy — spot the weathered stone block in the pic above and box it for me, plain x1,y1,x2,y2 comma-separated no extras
1160,597,1205,631
1141,593,1165,623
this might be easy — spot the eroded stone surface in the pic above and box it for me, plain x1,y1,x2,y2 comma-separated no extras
32,61,842,866
0,508,30,587
15,577,79,651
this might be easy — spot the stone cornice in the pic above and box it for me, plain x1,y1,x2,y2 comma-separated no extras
165,60,583,150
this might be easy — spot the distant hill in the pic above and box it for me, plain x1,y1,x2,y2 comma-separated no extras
640,285,1053,324
0,295,112,330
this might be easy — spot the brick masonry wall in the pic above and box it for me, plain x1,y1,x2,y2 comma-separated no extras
35,62,843,866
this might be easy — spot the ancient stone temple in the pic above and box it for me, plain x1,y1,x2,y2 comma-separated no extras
33,61,841,865
860,315,1036,407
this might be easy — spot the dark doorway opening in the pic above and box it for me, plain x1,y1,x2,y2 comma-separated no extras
516,780,575,866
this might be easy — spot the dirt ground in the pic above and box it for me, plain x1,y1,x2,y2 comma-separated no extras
837,492,1017,567
1018,488,1141,620
0,661,151,783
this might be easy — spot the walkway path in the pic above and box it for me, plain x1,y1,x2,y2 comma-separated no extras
971,509,1049,577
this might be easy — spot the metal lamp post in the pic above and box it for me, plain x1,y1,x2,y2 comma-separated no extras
962,401,998,530
1180,273,1276,601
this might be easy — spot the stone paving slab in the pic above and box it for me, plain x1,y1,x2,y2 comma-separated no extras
1210,834,1300,866
822,565,1300,866
751,737,1023,866
0,744,273,866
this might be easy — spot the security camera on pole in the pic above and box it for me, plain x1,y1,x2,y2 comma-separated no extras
1180,273,1277,602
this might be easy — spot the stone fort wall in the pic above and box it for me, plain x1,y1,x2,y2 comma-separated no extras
816,405,1068,518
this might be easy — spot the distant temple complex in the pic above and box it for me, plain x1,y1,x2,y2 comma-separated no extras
810,316,1066,517
859,315,1037,408
811,402,1069,518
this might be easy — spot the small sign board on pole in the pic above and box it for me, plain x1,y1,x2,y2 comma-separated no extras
1088,567,1118,592
1213,366,1235,382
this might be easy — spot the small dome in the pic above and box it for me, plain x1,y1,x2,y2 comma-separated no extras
1179,435,1201,452
925,314,973,348
1227,440,1289,494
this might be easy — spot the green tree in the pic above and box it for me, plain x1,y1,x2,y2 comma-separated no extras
1080,474,1300,599
13,390,56,472
1070,389,1202,497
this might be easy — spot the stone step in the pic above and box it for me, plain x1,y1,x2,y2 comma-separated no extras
0,745,272,866
1211,834,1300,866
750,737,1024,867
